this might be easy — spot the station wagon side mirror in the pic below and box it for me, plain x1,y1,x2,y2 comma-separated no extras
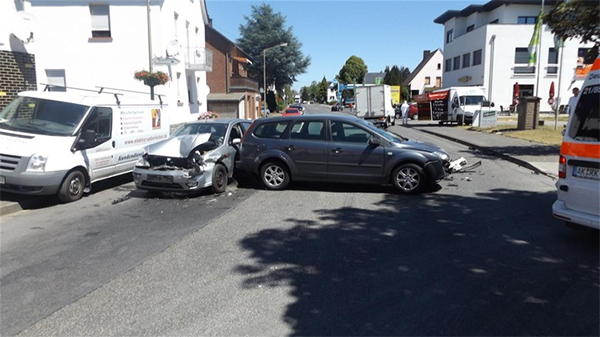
369,137,381,146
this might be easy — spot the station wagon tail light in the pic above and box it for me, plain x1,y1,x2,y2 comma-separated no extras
558,155,566,178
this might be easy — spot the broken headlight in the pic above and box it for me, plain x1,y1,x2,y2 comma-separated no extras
135,154,150,168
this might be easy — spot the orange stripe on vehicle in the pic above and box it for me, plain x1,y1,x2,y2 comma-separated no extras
561,141,600,159
591,58,600,71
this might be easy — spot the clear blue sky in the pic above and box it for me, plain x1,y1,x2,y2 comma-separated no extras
205,0,487,91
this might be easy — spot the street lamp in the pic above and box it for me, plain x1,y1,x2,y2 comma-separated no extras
262,42,288,117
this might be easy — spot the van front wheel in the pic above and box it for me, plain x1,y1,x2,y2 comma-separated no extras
58,170,86,203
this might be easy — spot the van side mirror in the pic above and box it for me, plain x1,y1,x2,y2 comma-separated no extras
232,138,241,145
79,129,96,145
451,103,458,109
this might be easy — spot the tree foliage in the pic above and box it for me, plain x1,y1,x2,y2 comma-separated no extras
237,4,311,96
545,0,599,61
337,56,368,84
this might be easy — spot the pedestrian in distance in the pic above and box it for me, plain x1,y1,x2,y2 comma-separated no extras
401,100,410,125
566,87,579,115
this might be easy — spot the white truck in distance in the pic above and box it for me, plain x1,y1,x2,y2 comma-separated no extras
354,84,395,128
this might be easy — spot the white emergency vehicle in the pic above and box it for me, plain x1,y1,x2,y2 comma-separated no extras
552,57,600,230
0,89,170,202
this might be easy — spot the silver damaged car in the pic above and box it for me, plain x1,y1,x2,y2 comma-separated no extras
133,118,251,194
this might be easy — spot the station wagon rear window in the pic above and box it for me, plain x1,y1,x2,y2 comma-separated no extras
253,121,290,139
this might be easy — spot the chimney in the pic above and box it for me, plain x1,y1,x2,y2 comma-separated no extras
423,50,431,59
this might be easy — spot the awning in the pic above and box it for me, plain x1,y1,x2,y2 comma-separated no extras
232,56,252,64
428,90,449,100
207,93,245,102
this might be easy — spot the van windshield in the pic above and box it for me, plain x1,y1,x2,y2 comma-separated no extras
460,95,488,106
0,96,89,136
568,84,600,141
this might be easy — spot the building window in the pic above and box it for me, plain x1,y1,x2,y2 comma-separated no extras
547,48,558,74
445,59,452,72
90,4,111,38
490,19,499,24
424,77,431,85
462,53,471,68
514,47,535,74
45,69,66,91
517,16,538,24
473,49,482,65
578,48,593,65
466,24,474,32
453,56,460,70
437,63,441,70
436,77,441,87
446,29,453,43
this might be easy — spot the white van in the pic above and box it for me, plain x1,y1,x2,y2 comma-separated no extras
0,91,170,202
552,57,600,230
429,87,492,125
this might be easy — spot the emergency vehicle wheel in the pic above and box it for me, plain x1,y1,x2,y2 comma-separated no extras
457,115,464,126
211,163,228,194
58,170,86,203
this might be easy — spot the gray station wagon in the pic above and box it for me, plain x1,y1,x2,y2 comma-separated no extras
238,114,451,193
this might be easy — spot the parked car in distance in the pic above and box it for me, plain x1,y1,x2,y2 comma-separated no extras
395,103,418,120
283,108,302,116
238,114,451,194
133,118,251,195
344,98,355,108
331,103,344,111
289,104,304,113
261,105,270,117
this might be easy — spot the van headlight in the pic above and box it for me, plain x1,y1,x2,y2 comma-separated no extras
433,151,449,161
27,153,48,172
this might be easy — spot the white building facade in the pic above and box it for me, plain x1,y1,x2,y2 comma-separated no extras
403,49,444,97
435,0,594,112
5,0,212,125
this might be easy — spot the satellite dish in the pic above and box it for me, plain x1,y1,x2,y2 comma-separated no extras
11,11,39,44
166,40,181,58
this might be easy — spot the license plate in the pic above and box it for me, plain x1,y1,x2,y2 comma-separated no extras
147,174,173,183
0,176,4,184
573,166,600,181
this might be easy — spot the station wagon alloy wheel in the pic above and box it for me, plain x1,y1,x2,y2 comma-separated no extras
260,161,290,190
393,164,425,194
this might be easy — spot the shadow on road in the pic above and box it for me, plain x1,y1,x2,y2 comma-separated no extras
235,188,599,336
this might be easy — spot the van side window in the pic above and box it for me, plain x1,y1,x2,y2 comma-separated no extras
569,84,600,141
81,107,113,147
253,121,290,139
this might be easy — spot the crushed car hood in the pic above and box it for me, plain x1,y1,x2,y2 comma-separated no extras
146,134,211,157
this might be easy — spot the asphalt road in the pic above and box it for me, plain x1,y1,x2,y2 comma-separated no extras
1,104,598,336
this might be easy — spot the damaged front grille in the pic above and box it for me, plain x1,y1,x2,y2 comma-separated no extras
142,141,219,176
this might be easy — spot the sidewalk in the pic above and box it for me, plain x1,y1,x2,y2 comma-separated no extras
407,121,559,179
0,120,560,217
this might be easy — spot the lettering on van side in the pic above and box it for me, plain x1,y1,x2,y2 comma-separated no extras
117,152,145,162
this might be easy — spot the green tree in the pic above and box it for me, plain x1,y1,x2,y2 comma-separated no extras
545,0,599,62
237,3,311,98
315,77,329,103
383,66,402,85
300,87,310,102
337,56,368,84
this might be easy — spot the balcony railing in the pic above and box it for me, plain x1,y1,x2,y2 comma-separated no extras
230,76,259,92
185,47,213,72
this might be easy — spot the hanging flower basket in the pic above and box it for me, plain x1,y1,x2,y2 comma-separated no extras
198,111,220,120
134,70,169,87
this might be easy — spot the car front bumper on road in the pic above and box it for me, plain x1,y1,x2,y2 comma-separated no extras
132,165,214,193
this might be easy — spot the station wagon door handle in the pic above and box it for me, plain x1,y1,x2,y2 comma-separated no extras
286,145,296,151
332,148,343,154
